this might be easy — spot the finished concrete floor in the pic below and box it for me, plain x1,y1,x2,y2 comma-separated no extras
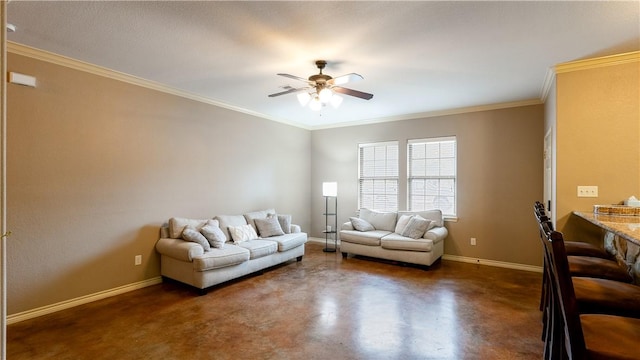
8,242,543,359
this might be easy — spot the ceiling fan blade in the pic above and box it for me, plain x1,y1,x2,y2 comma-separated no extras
327,73,363,86
277,73,310,83
267,87,309,98
332,86,374,100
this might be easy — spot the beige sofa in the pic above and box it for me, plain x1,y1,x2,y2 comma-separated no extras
340,208,447,267
156,209,307,293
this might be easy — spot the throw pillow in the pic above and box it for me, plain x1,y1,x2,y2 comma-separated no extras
255,216,285,238
200,224,226,249
276,214,292,234
358,208,397,232
350,217,375,232
394,214,414,234
243,208,276,232
400,215,432,239
169,217,209,239
228,224,259,244
182,225,211,251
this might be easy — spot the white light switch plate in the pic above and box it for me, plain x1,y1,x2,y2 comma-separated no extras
577,186,598,198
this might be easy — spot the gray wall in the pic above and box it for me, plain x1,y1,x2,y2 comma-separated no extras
311,105,544,266
7,53,311,314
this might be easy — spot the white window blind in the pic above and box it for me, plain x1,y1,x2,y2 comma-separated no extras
408,137,456,216
358,141,398,211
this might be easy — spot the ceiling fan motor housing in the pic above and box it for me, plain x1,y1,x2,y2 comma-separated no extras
310,60,332,92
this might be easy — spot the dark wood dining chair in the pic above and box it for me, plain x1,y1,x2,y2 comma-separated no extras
544,227,640,360
537,220,640,359
533,203,632,321
534,202,611,259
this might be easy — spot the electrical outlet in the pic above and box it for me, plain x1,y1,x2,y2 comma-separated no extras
470,237,477,246
577,186,598,198
135,255,142,266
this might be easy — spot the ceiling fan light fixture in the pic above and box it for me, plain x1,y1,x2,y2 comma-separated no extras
309,97,322,111
318,87,333,103
330,94,343,108
297,92,311,106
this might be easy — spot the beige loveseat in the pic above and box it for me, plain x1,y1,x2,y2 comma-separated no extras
156,209,307,293
340,208,447,267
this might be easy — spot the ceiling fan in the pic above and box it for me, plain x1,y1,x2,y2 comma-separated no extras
268,60,373,111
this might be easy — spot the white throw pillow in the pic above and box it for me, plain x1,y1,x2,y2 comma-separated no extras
169,217,210,239
350,217,375,231
255,216,285,237
228,224,259,244
244,208,276,232
359,208,397,231
276,214,292,234
400,215,432,239
200,223,227,249
395,214,414,234
182,225,211,251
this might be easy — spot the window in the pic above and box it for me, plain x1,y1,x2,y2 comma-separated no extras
408,137,456,216
358,141,398,211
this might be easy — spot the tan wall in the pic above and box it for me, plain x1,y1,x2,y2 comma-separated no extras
311,105,544,266
6,53,311,314
556,60,640,239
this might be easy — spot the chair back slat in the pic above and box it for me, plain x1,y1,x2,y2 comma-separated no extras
545,229,588,359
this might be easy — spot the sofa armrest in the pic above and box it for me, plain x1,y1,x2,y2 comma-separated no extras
341,221,354,231
424,226,448,242
156,237,204,262
290,224,301,233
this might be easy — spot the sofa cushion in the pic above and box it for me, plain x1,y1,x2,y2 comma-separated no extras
359,208,397,231
215,215,248,241
340,230,390,246
228,224,259,244
169,217,210,239
400,215,431,239
192,244,250,271
255,216,285,237
200,222,227,249
268,233,307,252
398,209,443,228
381,234,434,252
350,217,375,231
244,208,276,232
238,240,278,259
394,214,414,234
182,225,211,251
277,214,292,234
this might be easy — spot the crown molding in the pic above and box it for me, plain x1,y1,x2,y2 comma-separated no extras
16,41,620,132
539,67,556,103
6,42,307,129
555,51,639,74
310,98,544,130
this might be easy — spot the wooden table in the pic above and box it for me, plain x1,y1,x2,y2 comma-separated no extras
574,211,640,283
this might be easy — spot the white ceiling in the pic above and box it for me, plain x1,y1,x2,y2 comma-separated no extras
6,1,640,129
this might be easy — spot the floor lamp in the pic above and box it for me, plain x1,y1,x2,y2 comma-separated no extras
322,182,337,253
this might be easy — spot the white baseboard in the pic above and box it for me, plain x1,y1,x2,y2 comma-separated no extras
442,254,542,273
307,237,541,273
308,237,339,246
7,277,163,324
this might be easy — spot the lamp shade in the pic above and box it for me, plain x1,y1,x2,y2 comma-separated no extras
309,97,322,111
297,92,311,106
322,182,337,197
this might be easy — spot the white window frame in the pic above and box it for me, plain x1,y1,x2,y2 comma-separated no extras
358,141,399,211
407,136,457,217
